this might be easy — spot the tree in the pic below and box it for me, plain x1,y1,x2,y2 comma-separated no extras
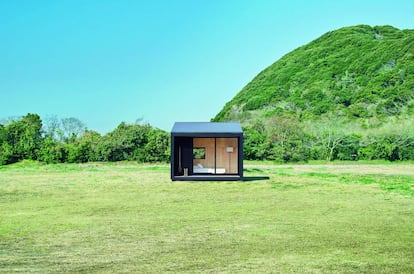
5,113,43,162
335,134,361,160
76,130,102,162
306,118,352,161
0,124,6,143
359,117,414,161
65,142,91,163
39,137,66,164
265,115,310,162
242,127,269,160
43,115,60,140
0,126,14,164
98,122,151,162
143,129,170,162
59,117,86,143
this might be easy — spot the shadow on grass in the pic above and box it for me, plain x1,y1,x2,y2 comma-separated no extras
242,176,270,182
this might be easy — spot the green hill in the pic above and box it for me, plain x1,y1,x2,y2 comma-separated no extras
214,25,414,123
213,25,414,162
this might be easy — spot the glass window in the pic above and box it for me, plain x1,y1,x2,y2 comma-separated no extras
193,137,238,175
193,147,206,159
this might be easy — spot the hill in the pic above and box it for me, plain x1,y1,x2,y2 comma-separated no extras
213,25,414,162
213,25,414,123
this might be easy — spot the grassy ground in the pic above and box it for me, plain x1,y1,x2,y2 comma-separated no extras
0,161,413,273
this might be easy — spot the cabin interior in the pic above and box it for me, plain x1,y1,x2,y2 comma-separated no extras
173,137,239,177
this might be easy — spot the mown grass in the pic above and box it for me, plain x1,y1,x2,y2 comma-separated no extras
1,161,413,273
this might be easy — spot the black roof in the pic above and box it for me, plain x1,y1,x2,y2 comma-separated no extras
171,122,243,134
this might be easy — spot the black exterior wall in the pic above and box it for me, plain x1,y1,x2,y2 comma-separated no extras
172,137,193,177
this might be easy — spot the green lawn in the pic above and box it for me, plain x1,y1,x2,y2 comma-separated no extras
1,161,413,273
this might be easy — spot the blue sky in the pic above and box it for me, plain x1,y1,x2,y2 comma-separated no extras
1,0,413,133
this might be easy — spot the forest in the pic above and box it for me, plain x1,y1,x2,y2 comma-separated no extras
242,115,414,162
0,113,170,165
1,112,414,166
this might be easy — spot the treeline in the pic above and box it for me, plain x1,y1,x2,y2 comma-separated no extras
0,113,170,165
242,115,414,162
2,113,414,166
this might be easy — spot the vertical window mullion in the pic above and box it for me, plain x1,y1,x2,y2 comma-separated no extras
214,137,217,174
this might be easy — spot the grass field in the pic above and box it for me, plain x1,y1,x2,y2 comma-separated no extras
1,161,413,273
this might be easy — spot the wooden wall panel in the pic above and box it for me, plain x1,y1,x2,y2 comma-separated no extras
216,138,238,174
193,138,215,168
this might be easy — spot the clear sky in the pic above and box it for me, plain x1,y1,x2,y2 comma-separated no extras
1,0,413,133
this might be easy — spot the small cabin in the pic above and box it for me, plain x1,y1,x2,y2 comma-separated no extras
171,122,243,181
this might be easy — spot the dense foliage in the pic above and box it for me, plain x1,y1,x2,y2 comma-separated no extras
0,114,170,165
213,25,414,162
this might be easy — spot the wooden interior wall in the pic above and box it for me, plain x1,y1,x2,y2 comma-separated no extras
193,138,215,168
193,137,239,174
216,138,238,174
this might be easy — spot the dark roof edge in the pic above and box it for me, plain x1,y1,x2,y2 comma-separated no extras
171,122,243,134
